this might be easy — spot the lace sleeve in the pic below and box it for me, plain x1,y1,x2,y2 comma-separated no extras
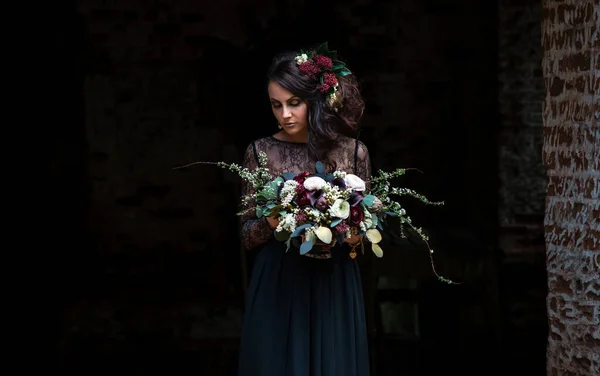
355,140,372,190
239,143,274,250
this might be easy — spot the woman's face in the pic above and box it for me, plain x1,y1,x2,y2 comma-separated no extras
268,81,309,142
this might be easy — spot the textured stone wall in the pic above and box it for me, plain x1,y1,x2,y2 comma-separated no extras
542,1,600,374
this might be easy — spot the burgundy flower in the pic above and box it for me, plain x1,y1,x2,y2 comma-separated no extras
298,60,319,79
348,206,363,227
293,172,310,184
323,72,338,87
313,54,333,70
317,83,331,93
315,196,329,212
308,190,324,207
331,177,346,190
296,191,311,207
334,220,350,235
296,183,306,196
295,211,307,224
294,172,310,203
348,191,364,207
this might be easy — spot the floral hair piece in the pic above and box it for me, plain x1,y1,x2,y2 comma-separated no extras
295,42,352,112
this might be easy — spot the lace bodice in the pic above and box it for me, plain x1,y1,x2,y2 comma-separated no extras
239,135,372,250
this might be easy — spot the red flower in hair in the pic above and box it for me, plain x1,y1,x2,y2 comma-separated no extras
323,72,338,87
317,83,331,93
313,54,333,70
298,60,319,80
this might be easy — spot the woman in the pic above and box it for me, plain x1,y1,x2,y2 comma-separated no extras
237,44,372,376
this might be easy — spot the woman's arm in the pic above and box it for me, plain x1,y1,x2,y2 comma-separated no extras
345,140,372,245
239,143,276,250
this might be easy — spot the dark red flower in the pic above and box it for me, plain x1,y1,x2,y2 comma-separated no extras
296,191,311,207
294,172,310,198
315,196,329,212
348,191,363,207
293,171,310,184
317,83,330,93
295,211,307,224
348,206,363,227
313,54,333,70
334,220,350,235
298,60,319,80
323,72,338,87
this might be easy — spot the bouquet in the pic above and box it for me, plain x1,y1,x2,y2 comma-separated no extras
175,151,457,284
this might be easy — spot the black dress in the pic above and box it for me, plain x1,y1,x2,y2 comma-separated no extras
237,136,372,376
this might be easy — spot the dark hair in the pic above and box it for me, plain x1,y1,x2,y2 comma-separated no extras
267,49,365,166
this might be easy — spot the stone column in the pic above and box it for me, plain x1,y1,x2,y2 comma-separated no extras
542,0,600,374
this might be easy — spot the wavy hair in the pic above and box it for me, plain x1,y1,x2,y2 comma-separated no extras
266,48,365,167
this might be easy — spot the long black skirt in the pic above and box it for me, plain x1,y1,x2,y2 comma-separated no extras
237,238,370,376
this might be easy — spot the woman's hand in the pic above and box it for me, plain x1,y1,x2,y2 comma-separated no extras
265,215,280,229
344,233,362,245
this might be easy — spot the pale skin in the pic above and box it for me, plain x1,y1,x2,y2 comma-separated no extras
266,81,361,245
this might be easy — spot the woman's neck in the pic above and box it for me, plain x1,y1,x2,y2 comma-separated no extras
273,130,308,143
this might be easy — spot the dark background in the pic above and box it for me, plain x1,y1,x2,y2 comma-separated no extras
43,0,550,374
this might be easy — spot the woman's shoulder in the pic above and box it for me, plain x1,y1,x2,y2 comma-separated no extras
335,134,369,151
244,135,277,150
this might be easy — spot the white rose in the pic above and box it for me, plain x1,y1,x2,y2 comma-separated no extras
329,199,350,219
344,174,366,191
304,176,327,191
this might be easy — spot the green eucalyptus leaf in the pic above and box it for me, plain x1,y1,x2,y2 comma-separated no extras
315,161,326,174
330,218,343,227
291,223,312,238
282,172,297,181
362,195,376,207
299,240,314,255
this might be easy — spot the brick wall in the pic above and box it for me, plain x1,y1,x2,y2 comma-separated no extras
542,0,600,374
